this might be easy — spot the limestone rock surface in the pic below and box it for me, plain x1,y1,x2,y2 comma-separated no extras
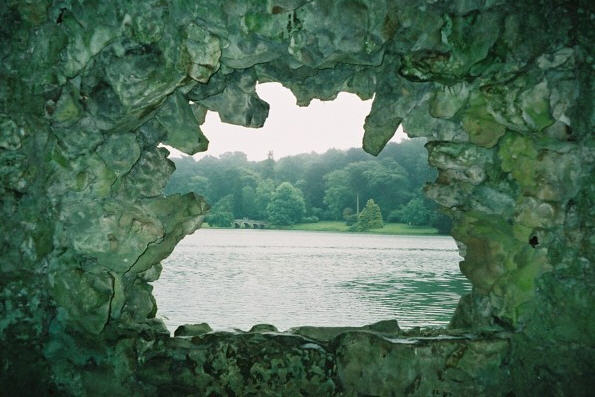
0,0,593,395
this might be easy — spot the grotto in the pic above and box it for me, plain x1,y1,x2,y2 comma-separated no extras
0,0,593,395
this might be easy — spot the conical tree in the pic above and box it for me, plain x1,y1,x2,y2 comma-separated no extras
351,199,383,231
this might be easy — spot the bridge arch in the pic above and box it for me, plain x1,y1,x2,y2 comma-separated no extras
233,219,269,229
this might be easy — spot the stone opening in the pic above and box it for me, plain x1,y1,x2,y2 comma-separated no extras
1,1,592,395
154,85,468,333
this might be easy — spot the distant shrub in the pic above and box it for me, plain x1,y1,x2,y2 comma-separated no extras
342,207,354,219
429,212,452,234
344,214,358,226
342,207,357,225
350,199,383,231
311,207,324,218
302,216,319,223
205,211,233,227
387,209,403,223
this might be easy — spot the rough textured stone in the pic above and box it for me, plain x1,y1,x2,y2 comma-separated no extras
157,91,209,155
334,332,512,396
0,0,593,395
290,319,400,341
174,323,213,337
249,323,279,333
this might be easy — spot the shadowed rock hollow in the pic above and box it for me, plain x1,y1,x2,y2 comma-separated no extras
0,0,593,395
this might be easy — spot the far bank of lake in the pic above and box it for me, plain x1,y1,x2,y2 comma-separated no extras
203,221,441,236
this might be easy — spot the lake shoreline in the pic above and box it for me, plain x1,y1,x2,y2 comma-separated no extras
203,221,443,236
155,229,466,331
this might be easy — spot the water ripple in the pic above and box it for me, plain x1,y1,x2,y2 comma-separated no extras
152,229,470,332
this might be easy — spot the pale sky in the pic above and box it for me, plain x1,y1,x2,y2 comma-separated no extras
167,82,407,161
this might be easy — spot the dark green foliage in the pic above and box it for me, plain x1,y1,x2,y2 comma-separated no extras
350,199,383,231
205,194,234,227
166,139,444,228
323,169,352,219
393,197,429,226
429,211,452,235
387,209,402,223
254,179,275,219
342,208,358,225
266,182,306,225
390,196,452,233
205,211,233,227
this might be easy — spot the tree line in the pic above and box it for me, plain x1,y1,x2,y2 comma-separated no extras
165,138,451,233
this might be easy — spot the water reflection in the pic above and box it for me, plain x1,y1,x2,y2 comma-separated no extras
152,229,469,332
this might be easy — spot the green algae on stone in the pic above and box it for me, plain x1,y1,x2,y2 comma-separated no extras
183,22,221,83
461,92,506,148
0,117,23,150
137,332,337,395
490,247,550,324
452,212,524,294
52,85,83,125
97,133,141,177
157,91,209,155
519,80,555,131
333,331,512,396
399,10,501,84
197,69,270,128
430,82,470,119
288,0,388,69
119,147,175,198
427,142,493,185
49,265,115,335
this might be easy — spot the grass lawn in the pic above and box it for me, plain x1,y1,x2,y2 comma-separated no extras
285,221,350,232
286,221,440,235
202,221,441,235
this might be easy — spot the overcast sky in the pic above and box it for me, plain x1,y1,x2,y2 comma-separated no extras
167,82,406,161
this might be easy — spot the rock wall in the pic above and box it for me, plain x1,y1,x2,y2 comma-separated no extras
0,0,592,395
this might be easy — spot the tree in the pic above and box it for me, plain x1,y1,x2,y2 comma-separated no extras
164,156,199,195
258,150,275,180
391,195,452,233
395,197,430,226
365,159,411,215
205,210,233,227
205,195,234,227
429,210,452,234
351,199,383,231
342,207,357,226
166,173,211,200
166,138,441,226
379,138,435,188
255,178,275,219
240,185,258,219
266,182,306,225
275,155,308,184
302,161,327,211
323,170,352,220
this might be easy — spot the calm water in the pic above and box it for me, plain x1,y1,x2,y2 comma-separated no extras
152,229,469,332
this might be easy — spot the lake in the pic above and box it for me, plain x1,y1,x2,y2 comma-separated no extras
152,229,470,333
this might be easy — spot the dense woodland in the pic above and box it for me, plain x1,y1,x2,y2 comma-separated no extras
165,138,451,233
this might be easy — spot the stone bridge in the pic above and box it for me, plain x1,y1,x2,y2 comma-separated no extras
232,219,268,229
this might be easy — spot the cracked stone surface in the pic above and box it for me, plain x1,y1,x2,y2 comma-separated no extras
0,0,593,395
